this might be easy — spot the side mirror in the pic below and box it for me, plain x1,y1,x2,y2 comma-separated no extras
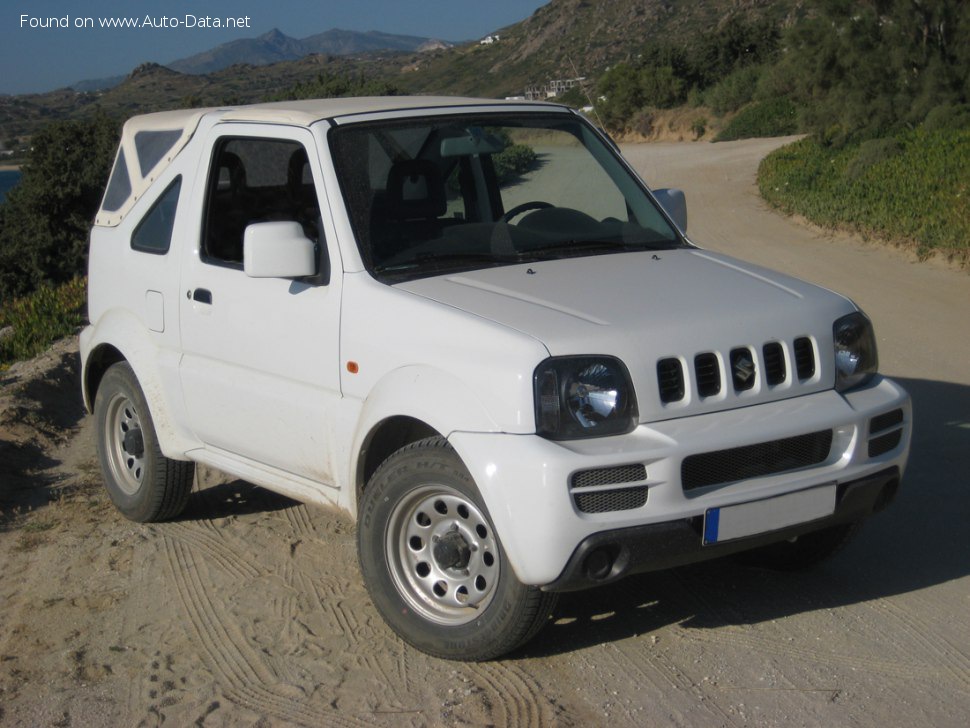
243,222,317,279
653,188,687,233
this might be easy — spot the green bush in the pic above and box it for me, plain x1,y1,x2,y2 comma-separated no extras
703,65,763,115
714,98,799,141
759,127,970,263
0,277,87,369
0,116,119,300
493,144,538,185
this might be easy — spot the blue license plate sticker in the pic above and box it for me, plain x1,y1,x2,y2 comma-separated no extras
703,483,837,545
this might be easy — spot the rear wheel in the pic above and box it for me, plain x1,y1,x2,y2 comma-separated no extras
357,437,557,660
94,362,193,522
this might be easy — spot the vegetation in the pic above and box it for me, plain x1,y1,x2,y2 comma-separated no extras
267,72,402,102
759,127,970,263
595,15,781,134
714,98,798,142
0,277,87,370
0,116,119,301
0,2,968,371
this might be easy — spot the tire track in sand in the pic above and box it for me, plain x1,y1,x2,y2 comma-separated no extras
162,535,367,728
863,597,970,695
466,662,558,728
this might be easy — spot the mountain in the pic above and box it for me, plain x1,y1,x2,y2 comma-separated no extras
70,28,453,92
163,27,450,75
4,1,805,140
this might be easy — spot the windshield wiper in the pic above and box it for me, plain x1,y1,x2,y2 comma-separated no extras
529,238,680,259
375,251,525,274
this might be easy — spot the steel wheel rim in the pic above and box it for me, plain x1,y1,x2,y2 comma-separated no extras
386,484,500,626
103,392,146,495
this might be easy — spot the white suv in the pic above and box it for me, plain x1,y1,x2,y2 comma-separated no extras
81,97,911,660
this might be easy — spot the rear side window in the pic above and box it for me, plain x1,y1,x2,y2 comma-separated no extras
102,148,132,213
131,176,182,254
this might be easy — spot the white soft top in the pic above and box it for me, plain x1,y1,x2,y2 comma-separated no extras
95,96,560,227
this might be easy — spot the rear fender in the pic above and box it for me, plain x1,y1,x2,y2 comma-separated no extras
80,310,199,459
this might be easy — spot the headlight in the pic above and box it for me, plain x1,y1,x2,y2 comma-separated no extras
833,311,878,392
534,356,638,439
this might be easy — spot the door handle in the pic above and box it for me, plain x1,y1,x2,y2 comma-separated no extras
190,288,213,305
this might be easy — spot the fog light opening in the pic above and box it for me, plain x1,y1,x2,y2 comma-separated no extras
583,547,616,581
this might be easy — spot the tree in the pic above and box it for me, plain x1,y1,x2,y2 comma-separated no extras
268,72,401,102
776,0,970,144
0,115,119,299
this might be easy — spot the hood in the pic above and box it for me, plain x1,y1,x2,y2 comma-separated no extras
397,249,856,422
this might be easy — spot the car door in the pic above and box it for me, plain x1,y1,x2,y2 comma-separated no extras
178,124,343,486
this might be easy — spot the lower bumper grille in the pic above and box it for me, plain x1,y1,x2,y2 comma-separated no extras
682,430,834,492
571,464,649,514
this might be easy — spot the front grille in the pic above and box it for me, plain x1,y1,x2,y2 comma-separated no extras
682,429,834,491
571,464,647,489
793,337,816,380
657,358,685,403
574,487,649,514
763,342,786,386
694,353,721,397
656,336,817,405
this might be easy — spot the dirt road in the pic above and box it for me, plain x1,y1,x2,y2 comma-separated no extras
2,138,969,727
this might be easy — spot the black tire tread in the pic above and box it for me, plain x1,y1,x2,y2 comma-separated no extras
95,362,193,523
359,436,557,661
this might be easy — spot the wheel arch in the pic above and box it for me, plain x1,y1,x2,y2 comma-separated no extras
355,415,440,509
347,364,509,515
80,313,200,459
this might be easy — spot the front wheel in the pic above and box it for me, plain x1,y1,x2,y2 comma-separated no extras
94,362,193,522
357,437,556,660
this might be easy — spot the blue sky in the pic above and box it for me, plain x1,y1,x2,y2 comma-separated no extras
2,0,547,95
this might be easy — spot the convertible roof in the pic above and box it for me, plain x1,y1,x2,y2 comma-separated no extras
95,96,563,227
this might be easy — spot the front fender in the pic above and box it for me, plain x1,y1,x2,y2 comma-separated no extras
346,364,508,508
80,310,200,459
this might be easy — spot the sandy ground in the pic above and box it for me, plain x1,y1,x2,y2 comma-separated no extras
2,138,969,727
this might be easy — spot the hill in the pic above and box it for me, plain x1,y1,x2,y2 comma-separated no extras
1,0,798,138
166,27,451,75
403,0,797,98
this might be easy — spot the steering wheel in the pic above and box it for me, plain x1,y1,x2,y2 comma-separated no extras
501,200,554,223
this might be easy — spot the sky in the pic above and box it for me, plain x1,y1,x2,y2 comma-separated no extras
2,0,548,95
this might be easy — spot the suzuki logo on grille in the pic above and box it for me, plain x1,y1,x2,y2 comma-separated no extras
734,354,755,384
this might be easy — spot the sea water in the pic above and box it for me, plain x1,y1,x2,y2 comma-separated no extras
0,169,21,203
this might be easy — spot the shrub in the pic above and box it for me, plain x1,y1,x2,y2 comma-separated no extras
493,143,537,185
0,116,119,300
714,98,799,141
703,65,763,115
759,127,970,264
0,277,87,369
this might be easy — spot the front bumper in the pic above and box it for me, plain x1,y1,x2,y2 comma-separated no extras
544,466,899,591
449,376,911,587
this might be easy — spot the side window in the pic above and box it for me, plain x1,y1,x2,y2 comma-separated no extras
131,176,182,254
202,137,321,266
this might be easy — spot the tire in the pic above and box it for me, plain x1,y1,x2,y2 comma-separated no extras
735,522,862,571
94,362,193,523
357,437,557,661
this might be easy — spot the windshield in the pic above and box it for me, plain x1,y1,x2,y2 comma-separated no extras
329,112,684,282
